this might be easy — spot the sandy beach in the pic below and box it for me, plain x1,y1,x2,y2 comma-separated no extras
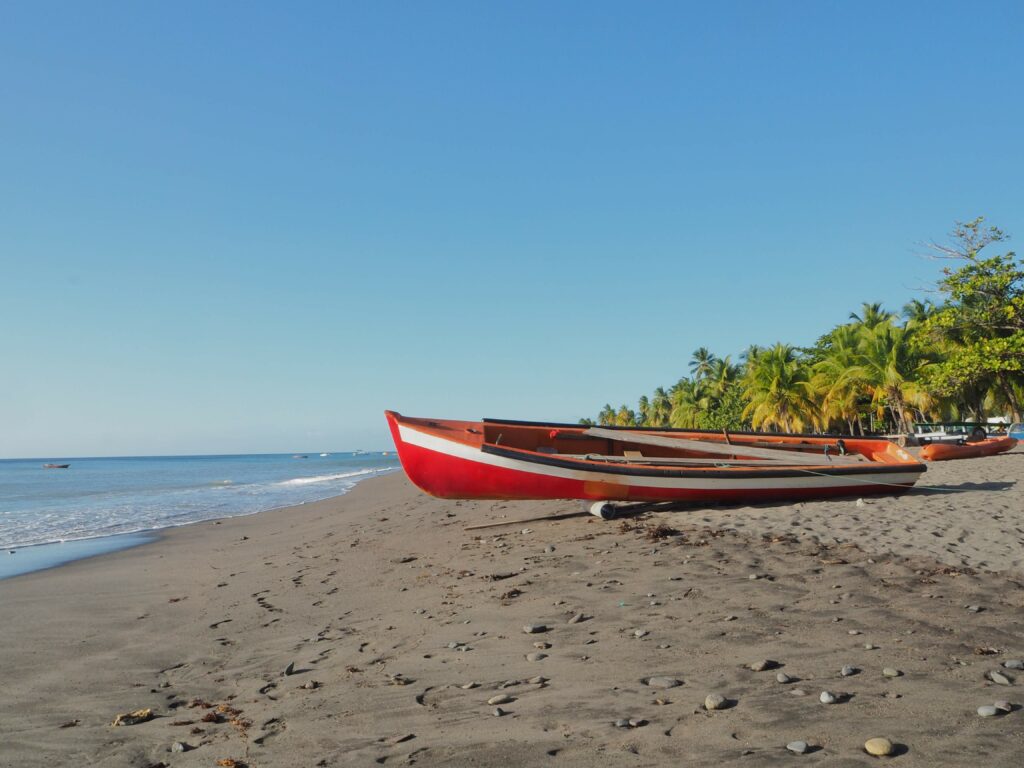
2,450,1023,767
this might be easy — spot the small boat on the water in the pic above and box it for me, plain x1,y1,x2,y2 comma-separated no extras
385,411,926,509
292,454,308,459
920,436,1017,461
43,463,70,469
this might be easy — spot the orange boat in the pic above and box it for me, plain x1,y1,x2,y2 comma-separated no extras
386,412,926,511
919,436,1017,461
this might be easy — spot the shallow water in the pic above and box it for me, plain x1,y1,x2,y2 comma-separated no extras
0,452,399,550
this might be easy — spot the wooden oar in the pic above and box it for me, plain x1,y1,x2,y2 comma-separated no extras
583,427,863,465
560,453,790,467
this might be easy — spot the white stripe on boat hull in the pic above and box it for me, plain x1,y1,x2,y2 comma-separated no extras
397,425,918,491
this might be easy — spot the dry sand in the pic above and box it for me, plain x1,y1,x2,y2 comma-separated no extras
1,449,1023,767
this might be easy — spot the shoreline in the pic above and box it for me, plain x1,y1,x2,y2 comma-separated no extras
2,457,1022,767
0,468,400,582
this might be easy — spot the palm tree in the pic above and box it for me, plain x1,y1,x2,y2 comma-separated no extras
902,298,937,328
849,302,895,329
844,321,935,433
811,324,868,433
597,404,616,426
614,405,637,426
741,343,819,432
649,387,672,426
689,347,718,381
637,395,651,426
706,356,739,399
669,378,707,429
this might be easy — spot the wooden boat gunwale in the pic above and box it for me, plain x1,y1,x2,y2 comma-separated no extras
479,441,923,480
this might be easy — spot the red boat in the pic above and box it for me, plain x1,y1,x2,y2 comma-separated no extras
920,436,1017,461
385,411,926,507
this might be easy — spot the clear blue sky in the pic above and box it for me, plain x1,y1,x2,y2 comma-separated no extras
2,1,1022,457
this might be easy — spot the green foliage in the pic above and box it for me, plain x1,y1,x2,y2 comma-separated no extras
920,218,1024,417
583,217,1024,430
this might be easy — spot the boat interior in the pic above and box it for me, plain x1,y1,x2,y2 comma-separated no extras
388,413,918,467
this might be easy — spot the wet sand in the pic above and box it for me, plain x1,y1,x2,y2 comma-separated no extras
1,449,1022,767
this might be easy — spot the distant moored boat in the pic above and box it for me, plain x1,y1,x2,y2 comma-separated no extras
920,436,1017,461
43,463,70,469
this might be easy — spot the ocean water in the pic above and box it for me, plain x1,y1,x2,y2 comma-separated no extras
0,452,400,551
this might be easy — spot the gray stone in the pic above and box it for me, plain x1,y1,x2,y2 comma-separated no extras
786,741,809,754
704,693,727,710
461,682,478,689
864,643,877,650
614,718,630,728
628,718,647,727
749,659,776,671
776,672,792,684
523,624,547,634
487,694,512,705
568,612,584,624
1003,659,1024,670
864,737,894,756
819,691,837,704
977,705,999,717
170,742,188,753
994,700,1012,713
493,707,505,717
988,670,1012,685
634,629,649,638
882,667,901,678
841,665,857,677
526,652,547,662
645,676,682,689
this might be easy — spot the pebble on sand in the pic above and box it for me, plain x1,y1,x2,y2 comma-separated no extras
776,672,793,684
704,694,727,710
786,741,809,754
841,665,857,677
864,737,894,756
487,694,513,705
526,652,547,662
645,676,682,689
523,624,547,634
994,700,1012,713
987,670,1011,686
1003,660,1024,670
748,659,776,671
882,668,902,678
819,691,837,704
568,612,585,624
977,705,1000,717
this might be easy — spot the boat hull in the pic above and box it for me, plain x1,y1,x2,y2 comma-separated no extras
920,436,1017,461
386,412,925,504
